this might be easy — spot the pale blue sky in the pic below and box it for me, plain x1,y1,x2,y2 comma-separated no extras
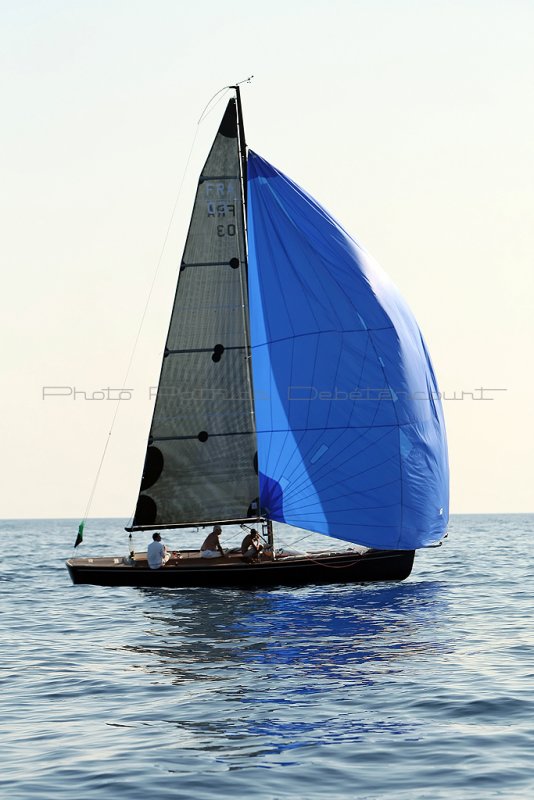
1,0,532,517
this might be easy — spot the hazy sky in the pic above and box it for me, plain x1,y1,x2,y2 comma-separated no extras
1,0,532,519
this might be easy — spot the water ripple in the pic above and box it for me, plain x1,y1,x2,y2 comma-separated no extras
1,515,533,799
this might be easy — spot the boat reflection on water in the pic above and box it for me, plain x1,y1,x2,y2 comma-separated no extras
117,581,450,756
231,581,449,682
129,581,450,677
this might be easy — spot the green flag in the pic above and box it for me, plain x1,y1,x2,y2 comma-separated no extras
74,520,85,548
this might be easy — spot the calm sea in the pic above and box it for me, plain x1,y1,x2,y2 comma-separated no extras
1,515,532,799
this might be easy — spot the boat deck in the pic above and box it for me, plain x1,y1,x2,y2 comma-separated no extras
67,547,355,569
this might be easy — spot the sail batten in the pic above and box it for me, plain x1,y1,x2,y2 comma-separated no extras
150,432,255,442
181,261,243,268
166,346,247,354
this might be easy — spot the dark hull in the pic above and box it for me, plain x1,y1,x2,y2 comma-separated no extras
66,549,415,588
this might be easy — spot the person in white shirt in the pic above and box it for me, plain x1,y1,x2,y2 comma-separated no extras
147,532,169,569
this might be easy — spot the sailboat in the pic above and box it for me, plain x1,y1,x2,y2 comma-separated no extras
67,86,449,588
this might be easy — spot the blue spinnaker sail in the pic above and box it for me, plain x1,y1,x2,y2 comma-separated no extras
247,151,449,549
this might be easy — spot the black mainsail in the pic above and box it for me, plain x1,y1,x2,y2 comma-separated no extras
131,100,259,530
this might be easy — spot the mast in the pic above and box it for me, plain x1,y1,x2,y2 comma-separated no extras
232,82,265,538
232,86,275,554
232,84,248,212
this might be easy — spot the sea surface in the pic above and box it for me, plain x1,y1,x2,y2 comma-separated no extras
1,515,532,799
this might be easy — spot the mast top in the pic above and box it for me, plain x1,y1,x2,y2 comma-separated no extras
229,75,254,90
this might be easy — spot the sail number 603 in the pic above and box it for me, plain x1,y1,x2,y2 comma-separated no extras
217,224,236,237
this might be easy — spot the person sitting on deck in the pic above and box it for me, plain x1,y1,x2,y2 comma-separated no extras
241,528,263,562
200,525,225,558
147,533,170,569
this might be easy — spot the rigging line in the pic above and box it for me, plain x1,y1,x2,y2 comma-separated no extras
80,97,217,526
197,75,253,125
197,87,231,124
